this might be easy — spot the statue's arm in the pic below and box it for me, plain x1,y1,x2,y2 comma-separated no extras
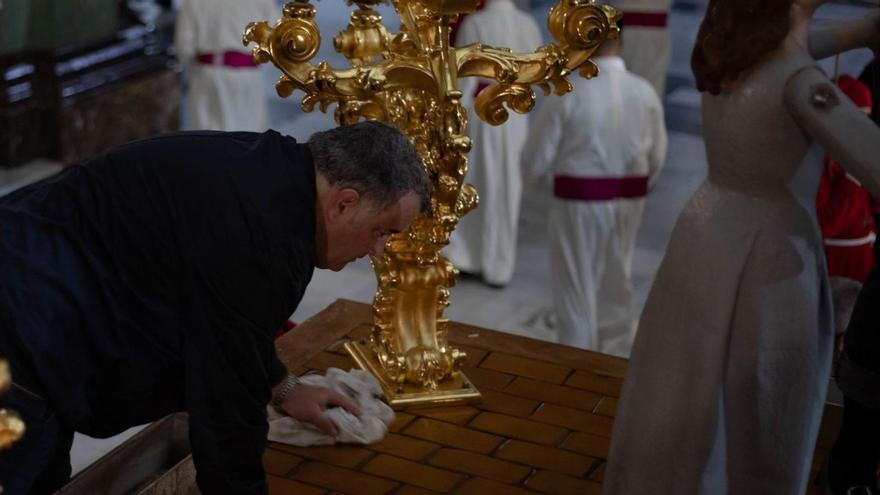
784,66,880,198
809,10,879,60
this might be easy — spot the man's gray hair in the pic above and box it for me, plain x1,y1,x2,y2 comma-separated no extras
308,121,432,213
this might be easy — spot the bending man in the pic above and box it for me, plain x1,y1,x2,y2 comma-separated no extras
0,121,430,494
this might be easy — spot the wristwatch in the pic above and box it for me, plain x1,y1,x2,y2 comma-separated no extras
271,372,300,408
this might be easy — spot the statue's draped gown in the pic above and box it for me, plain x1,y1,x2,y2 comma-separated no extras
605,49,880,494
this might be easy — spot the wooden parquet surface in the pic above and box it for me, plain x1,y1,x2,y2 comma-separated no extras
268,299,839,495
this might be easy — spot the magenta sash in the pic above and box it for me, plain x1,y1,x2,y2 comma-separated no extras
554,175,649,201
196,51,256,68
623,12,668,28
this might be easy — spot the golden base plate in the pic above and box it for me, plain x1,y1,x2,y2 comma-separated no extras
344,340,481,409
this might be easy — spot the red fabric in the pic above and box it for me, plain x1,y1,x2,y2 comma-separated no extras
817,157,876,282
554,175,649,202
274,319,297,340
837,74,873,110
474,81,490,98
816,76,876,282
196,51,257,68
622,12,668,28
824,244,874,283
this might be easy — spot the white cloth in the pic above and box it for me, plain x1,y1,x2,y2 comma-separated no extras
267,368,395,447
444,0,543,286
174,0,277,131
522,56,667,357
615,0,672,97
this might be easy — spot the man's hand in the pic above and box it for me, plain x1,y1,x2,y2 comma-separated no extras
275,383,361,436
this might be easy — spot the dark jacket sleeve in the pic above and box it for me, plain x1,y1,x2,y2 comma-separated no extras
183,301,280,494
155,130,311,493
269,354,289,386
178,195,293,494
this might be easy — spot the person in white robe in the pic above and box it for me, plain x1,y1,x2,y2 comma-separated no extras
174,0,277,131
616,0,672,98
445,0,543,287
521,32,667,357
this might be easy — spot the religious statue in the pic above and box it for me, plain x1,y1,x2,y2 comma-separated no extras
604,1,880,493
245,0,620,406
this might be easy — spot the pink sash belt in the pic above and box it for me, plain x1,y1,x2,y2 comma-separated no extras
623,12,668,28
475,81,490,98
196,51,256,68
554,175,649,202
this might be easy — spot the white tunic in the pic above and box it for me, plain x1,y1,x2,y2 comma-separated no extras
445,0,543,286
174,0,278,131
522,56,667,356
615,0,672,97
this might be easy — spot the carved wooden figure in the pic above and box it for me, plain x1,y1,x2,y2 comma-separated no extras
605,1,880,493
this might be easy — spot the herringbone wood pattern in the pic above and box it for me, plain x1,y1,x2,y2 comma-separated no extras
270,300,838,494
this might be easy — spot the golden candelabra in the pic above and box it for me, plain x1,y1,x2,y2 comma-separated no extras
245,0,619,407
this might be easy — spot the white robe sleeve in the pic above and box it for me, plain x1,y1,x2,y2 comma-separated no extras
174,0,198,63
262,0,280,26
525,19,544,49
521,95,565,187
455,18,481,106
646,89,668,186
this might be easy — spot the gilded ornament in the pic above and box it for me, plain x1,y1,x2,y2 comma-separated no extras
245,0,619,407
0,360,25,453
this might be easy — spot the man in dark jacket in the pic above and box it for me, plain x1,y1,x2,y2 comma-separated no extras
0,121,431,494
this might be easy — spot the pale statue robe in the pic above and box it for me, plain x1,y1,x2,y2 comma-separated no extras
445,0,543,286
616,0,672,97
175,0,277,131
522,56,666,357
604,52,880,493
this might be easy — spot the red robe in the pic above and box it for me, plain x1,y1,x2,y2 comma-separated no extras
817,156,876,282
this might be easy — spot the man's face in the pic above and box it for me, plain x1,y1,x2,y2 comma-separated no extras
319,191,422,271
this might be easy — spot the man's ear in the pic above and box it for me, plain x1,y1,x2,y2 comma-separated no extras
330,188,361,221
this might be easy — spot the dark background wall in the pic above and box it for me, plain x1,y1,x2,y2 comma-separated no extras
0,0,180,167
0,0,122,55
